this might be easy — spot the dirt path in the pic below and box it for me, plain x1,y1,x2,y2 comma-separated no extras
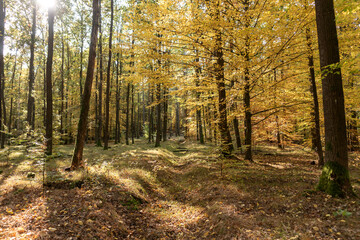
0,140,359,239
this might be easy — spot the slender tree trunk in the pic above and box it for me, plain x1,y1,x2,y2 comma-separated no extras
175,100,180,136
348,111,359,151
66,44,72,144
155,83,161,147
131,84,135,144
162,88,168,142
243,0,252,161
0,0,3,148
125,83,130,145
8,52,17,134
96,4,103,147
71,0,100,169
233,117,241,149
79,13,84,99
214,10,233,155
148,85,154,143
195,52,204,144
315,0,353,197
305,27,324,165
137,91,141,138
45,7,55,155
60,30,65,138
27,1,36,129
115,52,121,144
104,0,113,150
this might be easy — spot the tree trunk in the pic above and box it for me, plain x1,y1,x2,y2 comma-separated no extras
233,117,241,149
131,84,135,144
162,88,168,142
175,100,180,136
79,12,85,99
315,0,353,197
96,2,103,147
125,82,130,145
66,44,72,144
115,52,122,144
214,18,233,155
195,53,204,144
104,0,113,150
27,1,36,129
45,8,55,155
348,111,359,151
8,52,17,134
243,0,252,161
155,83,161,147
71,0,100,169
305,18,324,165
60,30,65,138
149,85,154,143
0,0,3,148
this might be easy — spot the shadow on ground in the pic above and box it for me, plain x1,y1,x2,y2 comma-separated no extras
1,139,360,239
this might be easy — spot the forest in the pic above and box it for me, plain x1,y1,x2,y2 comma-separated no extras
0,0,359,239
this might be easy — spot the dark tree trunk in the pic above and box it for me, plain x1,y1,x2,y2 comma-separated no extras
45,8,55,155
243,0,252,161
131,84,135,144
66,44,72,144
162,88,168,142
0,2,6,148
43,56,46,127
315,0,353,197
60,31,65,138
0,0,3,148
305,26,324,166
104,0,114,150
96,2,103,147
137,92,141,138
125,83,130,145
71,0,100,169
79,13,85,99
214,22,233,155
27,1,36,129
115,52,122,144
149,85,154,143
175,100,180,136
8,52,17,134
233,117,241,149
348,111,359,151
155,83,161,147
195,53,204,144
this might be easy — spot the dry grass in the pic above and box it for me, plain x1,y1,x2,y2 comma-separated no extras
0,139,359,239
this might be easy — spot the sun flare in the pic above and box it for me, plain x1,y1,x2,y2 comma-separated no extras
37,0,56,9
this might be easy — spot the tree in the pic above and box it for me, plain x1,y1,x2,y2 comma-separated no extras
103,0,114,150
213,0,233,155
315,0,353,197
95,0,103,147
71,0,100,170
45,6,55,155
26,0,36,129
0,0,4,149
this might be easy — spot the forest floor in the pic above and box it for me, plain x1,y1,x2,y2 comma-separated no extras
0,138,359,240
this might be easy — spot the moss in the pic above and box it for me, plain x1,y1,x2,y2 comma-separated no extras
317,161,353,198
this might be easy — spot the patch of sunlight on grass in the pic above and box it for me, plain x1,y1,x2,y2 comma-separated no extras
13,160,36,172
145,200,205,226
8,152,25,160
2,175,42,189
46,158,71,169
88,166,167,201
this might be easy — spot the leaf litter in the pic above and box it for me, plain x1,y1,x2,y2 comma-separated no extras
0,139,359,239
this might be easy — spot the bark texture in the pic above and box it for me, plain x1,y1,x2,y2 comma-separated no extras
71,0,100,169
